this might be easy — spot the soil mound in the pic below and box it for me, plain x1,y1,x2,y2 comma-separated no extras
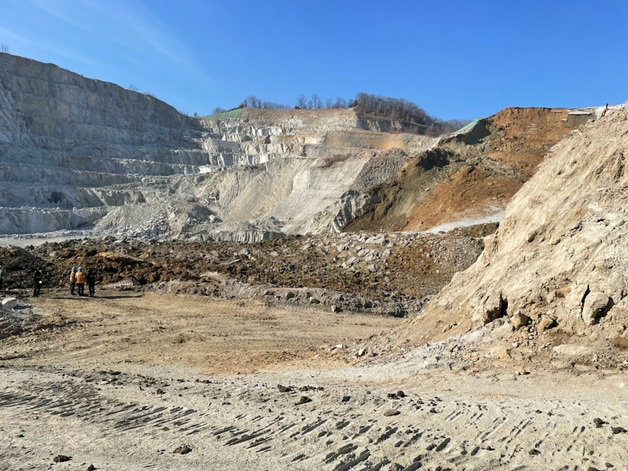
486,107,572,176
346,107,572,233
396,103,628,366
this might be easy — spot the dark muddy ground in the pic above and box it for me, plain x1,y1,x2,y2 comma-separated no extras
0,225,496,310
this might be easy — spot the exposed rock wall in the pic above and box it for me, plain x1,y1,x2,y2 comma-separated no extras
0,52,208,232
0,53,438,238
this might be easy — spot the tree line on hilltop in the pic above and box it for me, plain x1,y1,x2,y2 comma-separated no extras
212,92,468,133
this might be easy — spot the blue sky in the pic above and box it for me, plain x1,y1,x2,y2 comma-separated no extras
1,0,627,120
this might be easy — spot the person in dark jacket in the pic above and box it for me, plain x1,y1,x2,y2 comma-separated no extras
69,265,77,295
86,268,97,297
33,270,42,297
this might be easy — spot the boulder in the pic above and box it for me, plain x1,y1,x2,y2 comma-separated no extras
582,292,612,325
481,292,508,324
511,312,531,330
537,315,557,332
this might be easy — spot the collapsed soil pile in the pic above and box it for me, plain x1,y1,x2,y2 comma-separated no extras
346,107,573,233
0,224,495,316
391,104,628,368
486,107,574,176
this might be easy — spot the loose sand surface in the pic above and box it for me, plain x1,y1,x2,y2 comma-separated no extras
0,292,626,470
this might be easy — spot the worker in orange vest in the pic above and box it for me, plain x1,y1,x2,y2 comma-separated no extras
75,267,86,296
70,265,77,295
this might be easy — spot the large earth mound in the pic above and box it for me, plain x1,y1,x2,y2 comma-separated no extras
394,103,627,367
345,107,573,233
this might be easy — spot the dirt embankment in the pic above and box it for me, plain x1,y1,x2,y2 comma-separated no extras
345,107,572,233
373,105,628,370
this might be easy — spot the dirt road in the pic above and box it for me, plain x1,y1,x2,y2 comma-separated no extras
0,293,626,470
2,291,399,374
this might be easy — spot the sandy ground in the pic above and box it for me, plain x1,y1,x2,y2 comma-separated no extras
1,291,399,374
0,292,627,470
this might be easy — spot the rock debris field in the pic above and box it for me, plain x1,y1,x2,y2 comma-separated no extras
0,224,494,319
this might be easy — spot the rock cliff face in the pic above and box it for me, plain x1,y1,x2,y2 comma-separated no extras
403,104,627,347
0,52,207,233
0,53,437,239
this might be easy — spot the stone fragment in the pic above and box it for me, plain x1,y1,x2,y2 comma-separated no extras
387,390,406,399
593,417,607,428
511,313,531,330
611,426,626,434
537,315,557,332
53,455,72,463
1,297,18,309
383,409,400,416
296,396,312,405
173,445,192,455
583,292,612,325
277,384,293,393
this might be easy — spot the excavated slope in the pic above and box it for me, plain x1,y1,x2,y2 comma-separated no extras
0,53,436,239
345,108,573,233
400,104,628,351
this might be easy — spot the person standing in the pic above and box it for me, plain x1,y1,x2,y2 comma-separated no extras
0,264,3,292
75,267,86,296
601,103,609,117
70,265,77,295
33,269,42,297
86,268,97,297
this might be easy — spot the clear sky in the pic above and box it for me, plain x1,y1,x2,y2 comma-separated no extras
1,0,627,120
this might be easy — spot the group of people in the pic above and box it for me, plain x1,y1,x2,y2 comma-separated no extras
0,264,98,298
69,266,97,297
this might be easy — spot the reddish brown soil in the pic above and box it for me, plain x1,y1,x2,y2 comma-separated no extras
404,166,522,231
485,107,570,176
346,107,573,233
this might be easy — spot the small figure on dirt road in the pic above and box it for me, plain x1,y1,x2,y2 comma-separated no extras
33,269,42,297
601,103,609,117
86,268,97,297
70,265,77,295
76,267,86,296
